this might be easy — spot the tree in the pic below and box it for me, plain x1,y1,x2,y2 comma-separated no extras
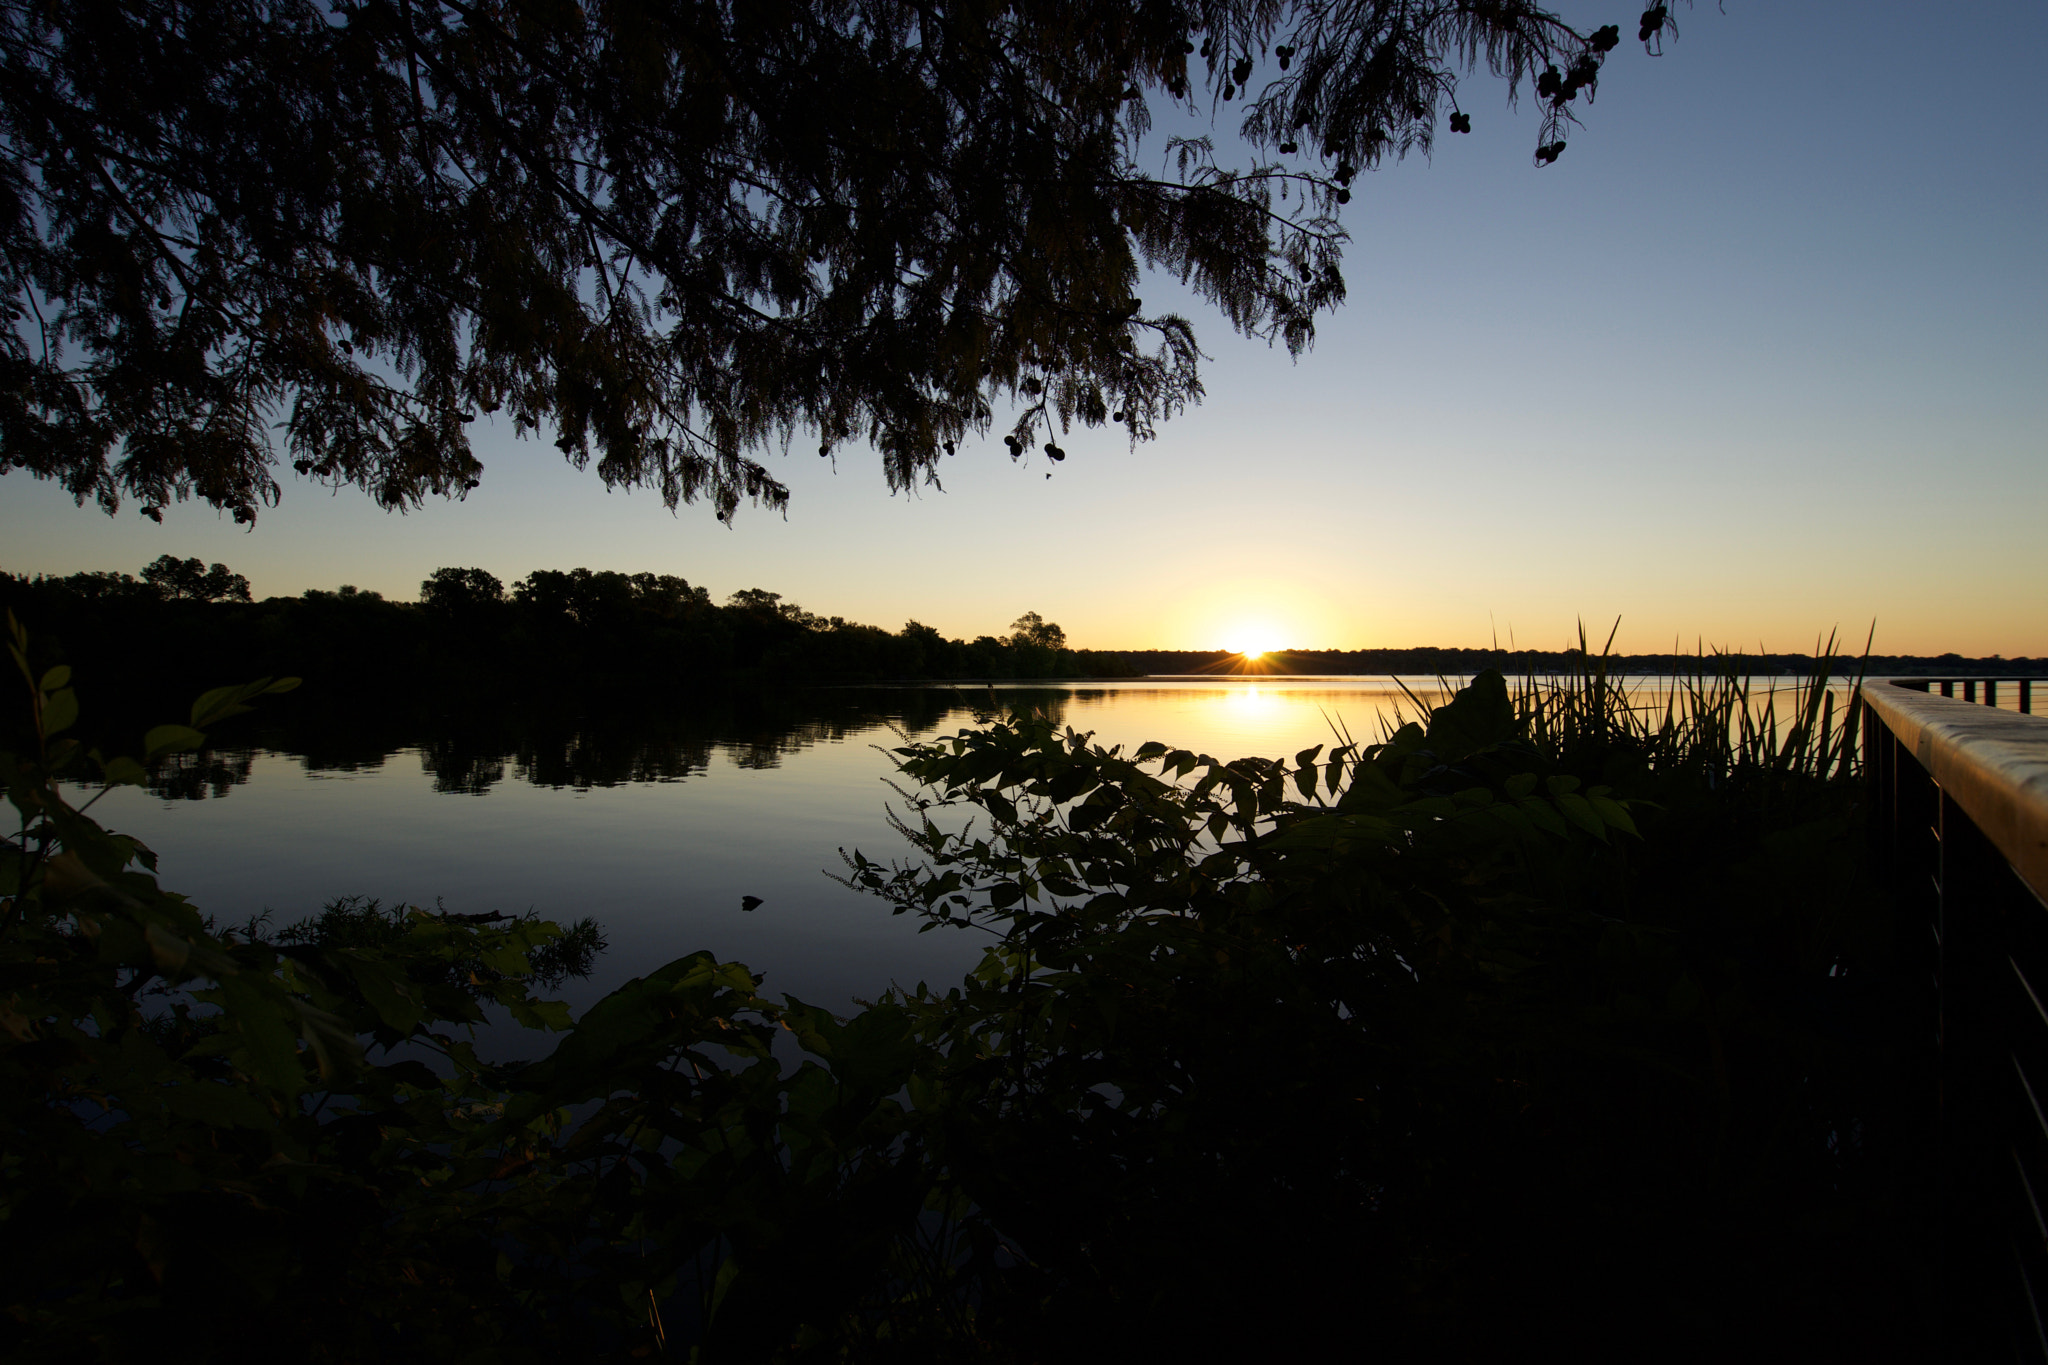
3,0,1662,525
418,566,506,630
1010,611,1067,650
139,553,251,602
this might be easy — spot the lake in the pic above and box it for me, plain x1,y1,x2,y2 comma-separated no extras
79,673,1851,1017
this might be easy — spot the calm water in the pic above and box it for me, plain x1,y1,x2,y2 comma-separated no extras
78,674,1850,1015
78,678,1448,1013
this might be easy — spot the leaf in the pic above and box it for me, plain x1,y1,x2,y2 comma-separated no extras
1517,796,1568,838
99,755,148,785
1588,794,1638,837
144,724,206,759
214,975,309,1096
145,922,193,973
41,688,78,736
1336,761,1405,811
189,685,258,727
506,996,574,1031
39,664,71,691
345,954,426,1034
188,676,299,727
1555,792,1608,840
374,1058,443,1090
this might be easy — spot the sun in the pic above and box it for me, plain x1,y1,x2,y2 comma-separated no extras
1221,625,1283,658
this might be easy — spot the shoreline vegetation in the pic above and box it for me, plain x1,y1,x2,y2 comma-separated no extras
3,562,2035,712
4,610,1938,1360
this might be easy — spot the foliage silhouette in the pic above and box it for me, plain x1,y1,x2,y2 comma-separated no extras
3,0,1680,523
0,564,1135,737
2,622,1926,1361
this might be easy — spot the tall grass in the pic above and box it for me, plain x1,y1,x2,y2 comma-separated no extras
1402,620,1871,786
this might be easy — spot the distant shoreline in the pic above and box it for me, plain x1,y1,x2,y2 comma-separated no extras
1050,649,2046,679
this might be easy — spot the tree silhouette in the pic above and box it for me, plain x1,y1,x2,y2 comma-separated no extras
2,0,1666,524
1010,611,1067,650
139,554,251,602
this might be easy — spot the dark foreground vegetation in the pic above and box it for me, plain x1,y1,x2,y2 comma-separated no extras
1,614,1933,1362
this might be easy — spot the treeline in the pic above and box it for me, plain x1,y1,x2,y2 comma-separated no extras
1125,645,2046,677
0,560,1140,711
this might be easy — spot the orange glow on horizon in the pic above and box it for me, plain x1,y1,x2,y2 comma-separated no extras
1220,624,1286,658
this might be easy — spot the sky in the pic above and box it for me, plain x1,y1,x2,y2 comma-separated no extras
4,0,2043,657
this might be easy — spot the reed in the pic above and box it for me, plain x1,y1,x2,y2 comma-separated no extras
1397,619,1871,789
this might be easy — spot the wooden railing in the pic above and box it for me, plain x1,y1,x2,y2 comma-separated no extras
1861,678,2048,1359
1892,676,2038,713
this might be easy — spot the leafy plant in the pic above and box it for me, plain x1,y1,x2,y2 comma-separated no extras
834,644,1917,1356
3,617,1919,1362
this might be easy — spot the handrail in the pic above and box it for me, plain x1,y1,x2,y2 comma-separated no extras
1859,679,2048,901
1859,678,2048,1358
1890,677,2038,713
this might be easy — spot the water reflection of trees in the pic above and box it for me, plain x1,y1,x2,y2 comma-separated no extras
146,749,256,801
167,686,1074,799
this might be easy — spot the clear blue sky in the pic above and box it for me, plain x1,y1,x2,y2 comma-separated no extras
5,0,2043,655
